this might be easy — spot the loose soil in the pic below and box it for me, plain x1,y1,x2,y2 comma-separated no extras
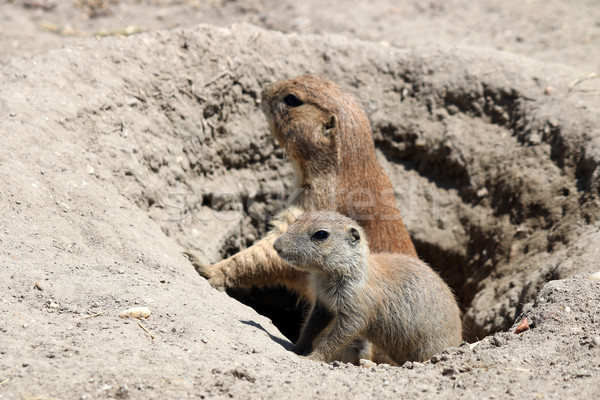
1,1,600,399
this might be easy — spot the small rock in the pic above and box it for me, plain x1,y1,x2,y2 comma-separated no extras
34,282,43,291
491,334,505,346
529,133,542,144
331,360,342,368
476,188,489,198
115,384,130,399
430,354,441,364
514,318,530,334
359,359,377,369
544,86,555,95
442,366,460,379
201,338,208,343
587,271,600,281
416,384,429,392
49,301,59,309
118,307,151,320
230,368,256,383
86,165,95,175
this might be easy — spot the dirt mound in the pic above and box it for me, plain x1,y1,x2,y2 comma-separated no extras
1,23,599,398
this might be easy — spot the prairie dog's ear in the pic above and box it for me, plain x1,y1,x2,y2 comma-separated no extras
323,114,338,137
349,227,360,246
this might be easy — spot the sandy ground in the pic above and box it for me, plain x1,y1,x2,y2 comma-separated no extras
1,1,600,399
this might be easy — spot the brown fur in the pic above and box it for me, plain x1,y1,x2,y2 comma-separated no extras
273,211,462,364
195,74,416,299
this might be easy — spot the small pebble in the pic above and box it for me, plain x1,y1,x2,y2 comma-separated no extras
442,366,460,379
359,359,376,369
115,384,129,399
416,384,429,392
514,318,530,334
118,307,151,319
491,334,505,346
201,338,208,343
587,271,600,281
476,188,489,198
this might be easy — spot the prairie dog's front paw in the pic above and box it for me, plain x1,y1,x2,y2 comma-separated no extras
196,264,227,291
292,342,313,356
184,252,227,291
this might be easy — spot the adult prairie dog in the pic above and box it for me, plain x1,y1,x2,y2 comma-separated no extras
273,211,462,364
196,74,416,296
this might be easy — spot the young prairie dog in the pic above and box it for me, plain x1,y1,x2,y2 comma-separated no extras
273,211,462,364
196,74,416,294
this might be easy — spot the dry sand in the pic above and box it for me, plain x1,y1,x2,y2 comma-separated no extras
1,1,600,398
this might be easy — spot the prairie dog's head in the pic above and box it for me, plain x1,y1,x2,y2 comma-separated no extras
273,211,368,276
261,74,370,176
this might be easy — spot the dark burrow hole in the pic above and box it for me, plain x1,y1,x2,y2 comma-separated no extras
227,286,307,343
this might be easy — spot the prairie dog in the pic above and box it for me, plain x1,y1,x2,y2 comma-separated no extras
273,211,462,364
196,74,415,296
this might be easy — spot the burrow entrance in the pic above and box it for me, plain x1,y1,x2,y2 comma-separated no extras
179,82,593,344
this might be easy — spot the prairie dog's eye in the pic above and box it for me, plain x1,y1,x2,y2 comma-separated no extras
283,94,303,107
311,230,330,241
